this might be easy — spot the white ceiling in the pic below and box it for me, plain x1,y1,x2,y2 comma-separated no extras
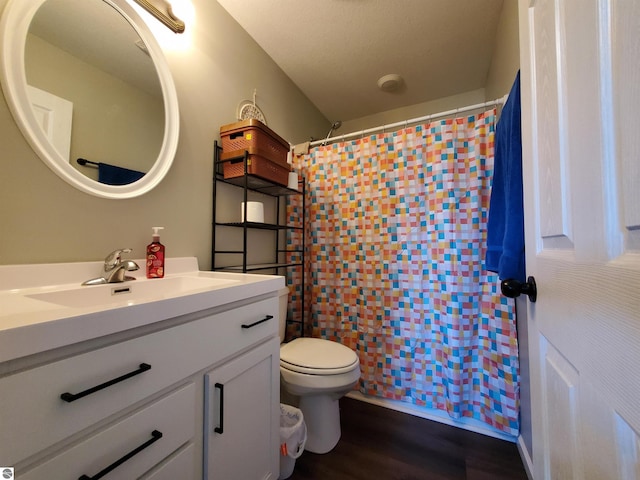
216,0,505,123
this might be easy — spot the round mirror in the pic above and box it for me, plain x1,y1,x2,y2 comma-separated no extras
0,0,179,199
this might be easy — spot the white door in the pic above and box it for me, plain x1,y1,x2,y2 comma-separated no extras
27,85,73,161
519,0,640,479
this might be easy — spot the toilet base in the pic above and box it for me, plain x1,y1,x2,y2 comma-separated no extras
298,394,341,454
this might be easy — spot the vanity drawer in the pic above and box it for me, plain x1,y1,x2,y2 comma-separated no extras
1,296,278,464
141,443,197,480
19,383,196,480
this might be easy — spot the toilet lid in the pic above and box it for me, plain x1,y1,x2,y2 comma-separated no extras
280,338,359,375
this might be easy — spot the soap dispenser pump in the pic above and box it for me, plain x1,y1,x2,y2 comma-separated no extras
146,226,165,278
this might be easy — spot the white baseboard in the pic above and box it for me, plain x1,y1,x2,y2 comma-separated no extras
517,434,534,480
346,391,517,443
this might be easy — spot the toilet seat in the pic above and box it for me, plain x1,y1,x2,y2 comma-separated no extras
280,338,359,375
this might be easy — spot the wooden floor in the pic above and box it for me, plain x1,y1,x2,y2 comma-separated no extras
287,397,528,480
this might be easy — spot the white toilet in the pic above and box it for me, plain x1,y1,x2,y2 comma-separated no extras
277,287,361,454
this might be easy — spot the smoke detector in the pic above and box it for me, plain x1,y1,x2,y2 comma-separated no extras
377,74,403,92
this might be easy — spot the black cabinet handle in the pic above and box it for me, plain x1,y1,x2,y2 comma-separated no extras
214,383,224,434
61,363,151,403
78,429,162,480
241,315,273,329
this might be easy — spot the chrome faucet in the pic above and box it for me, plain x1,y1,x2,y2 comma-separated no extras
82,249,140,286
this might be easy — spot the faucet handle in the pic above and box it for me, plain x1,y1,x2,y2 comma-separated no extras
104,248,132,270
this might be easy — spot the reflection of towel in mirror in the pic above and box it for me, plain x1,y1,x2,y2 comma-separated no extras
98,163,145,185
485,71,525,282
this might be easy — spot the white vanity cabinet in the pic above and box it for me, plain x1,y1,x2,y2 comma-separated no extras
0,293,280,480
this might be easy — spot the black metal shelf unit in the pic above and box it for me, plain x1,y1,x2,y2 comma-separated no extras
212,141,305,336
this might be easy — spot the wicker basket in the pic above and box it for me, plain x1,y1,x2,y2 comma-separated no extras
221,149,290,186
220,119,289,167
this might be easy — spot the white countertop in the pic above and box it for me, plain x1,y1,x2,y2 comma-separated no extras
0,257,284,364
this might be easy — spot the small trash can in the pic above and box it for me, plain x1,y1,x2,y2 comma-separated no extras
279,403,307,480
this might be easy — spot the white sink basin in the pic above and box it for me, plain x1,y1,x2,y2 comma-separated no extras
0,257,285,364
27,275,240,308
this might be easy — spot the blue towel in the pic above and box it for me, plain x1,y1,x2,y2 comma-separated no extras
485,71,525,282
98,163,145,185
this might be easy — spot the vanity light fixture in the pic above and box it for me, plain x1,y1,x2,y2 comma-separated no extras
132,0,185,33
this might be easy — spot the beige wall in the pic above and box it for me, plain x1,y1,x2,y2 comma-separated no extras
0,0,328,267
485,0,520,100
340,88,487,134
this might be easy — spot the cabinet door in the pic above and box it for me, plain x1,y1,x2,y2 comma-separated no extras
204,337,280,480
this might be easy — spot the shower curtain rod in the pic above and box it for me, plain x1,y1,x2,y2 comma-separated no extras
309,94,508,147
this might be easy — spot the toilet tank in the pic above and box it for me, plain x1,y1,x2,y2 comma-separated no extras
278,287,289,342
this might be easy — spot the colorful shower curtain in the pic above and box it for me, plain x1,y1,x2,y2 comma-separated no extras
287,109,519,436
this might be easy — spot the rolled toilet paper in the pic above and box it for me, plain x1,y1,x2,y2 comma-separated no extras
288,172,299,190
241,201,264,223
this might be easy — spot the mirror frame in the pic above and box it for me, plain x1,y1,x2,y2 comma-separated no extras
0,0,180,199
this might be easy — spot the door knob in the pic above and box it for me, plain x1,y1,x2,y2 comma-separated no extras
501,276,537,302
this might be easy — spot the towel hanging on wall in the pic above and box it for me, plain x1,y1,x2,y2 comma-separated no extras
98,162,145,185
485,71,525,283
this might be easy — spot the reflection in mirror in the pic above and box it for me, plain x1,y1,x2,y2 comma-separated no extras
0,0,179,198
26,0,164,185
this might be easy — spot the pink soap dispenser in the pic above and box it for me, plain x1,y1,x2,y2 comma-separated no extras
146,227,165,278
